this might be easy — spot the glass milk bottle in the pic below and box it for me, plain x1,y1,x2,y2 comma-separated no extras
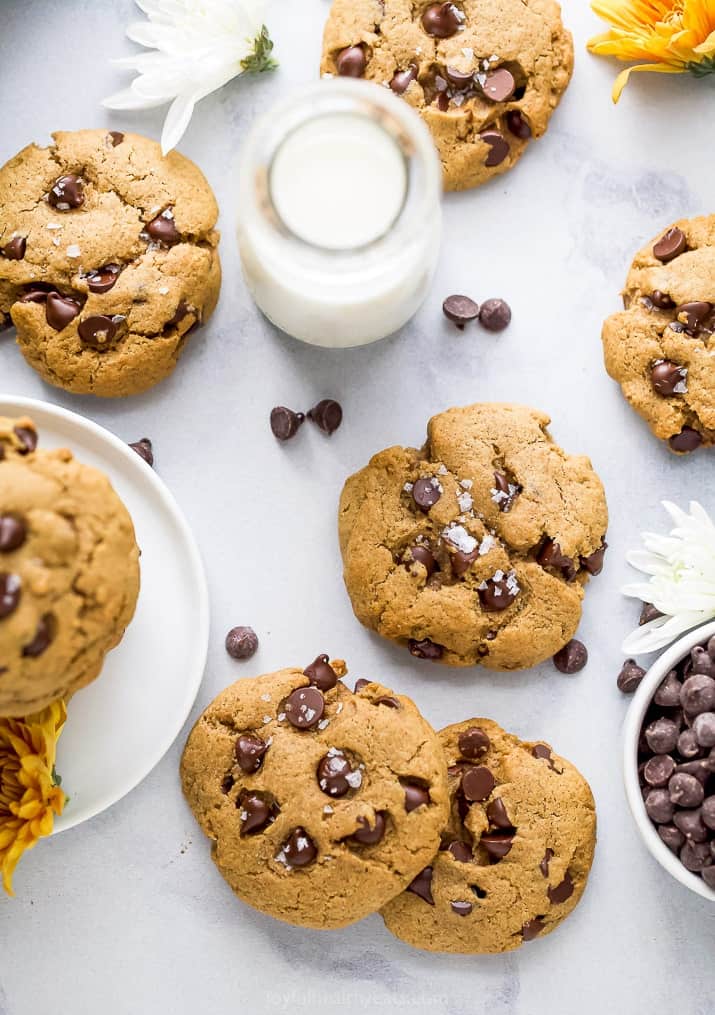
236,79,442,348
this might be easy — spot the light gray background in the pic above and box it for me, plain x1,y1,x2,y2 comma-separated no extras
1,1,714,1013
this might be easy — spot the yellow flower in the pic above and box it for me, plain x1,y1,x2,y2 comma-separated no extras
0,701,67,896
588,0,715,101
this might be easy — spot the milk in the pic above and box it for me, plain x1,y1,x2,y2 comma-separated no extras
237,80,443,348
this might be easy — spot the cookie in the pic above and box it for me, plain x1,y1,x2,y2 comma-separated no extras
320,0,573,190
180,661,449,929
0,129,221,397
381,718,596,953
602,216,715,453
339,404,608,670
0,416,140,716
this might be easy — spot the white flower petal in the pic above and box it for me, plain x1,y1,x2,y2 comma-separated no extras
161,92,199,154
102,86,162,110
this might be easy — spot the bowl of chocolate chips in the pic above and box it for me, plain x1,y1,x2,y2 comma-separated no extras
623,620,715,901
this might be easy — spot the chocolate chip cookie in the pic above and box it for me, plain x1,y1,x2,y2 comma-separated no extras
0,416,140,716
320,0,573,190
602,216,715,453
339,404,608,670
381,718,596,953
180,660,449,929
0,129,221,397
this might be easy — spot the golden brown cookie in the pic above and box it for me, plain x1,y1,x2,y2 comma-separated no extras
0,129,221,397
381,718,596,953
0,416,140,716
180,660,449,929
339,404,608,671
320,0,573,190
602,216,715,454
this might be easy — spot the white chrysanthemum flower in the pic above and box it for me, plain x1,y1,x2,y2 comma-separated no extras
103,0,277,155
622,501,715,655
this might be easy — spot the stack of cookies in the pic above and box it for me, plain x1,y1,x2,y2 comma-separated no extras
0,415,140,716
181,656,596,952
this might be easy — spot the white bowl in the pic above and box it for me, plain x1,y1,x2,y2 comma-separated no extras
623,619,715,902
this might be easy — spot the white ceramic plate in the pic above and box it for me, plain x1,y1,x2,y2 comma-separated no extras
0,395,209,833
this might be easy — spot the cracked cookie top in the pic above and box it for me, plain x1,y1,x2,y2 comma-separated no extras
338,403,608,671
602,215,715,454
180,662,449,929
320,0,573,190
381,718,596,953
0,416,140,716
0,129,221,397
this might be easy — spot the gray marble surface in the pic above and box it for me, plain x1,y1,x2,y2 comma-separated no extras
1,1,714,1013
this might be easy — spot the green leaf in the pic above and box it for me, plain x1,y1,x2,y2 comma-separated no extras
241,26,278,74
688,56,715,79
51,765,62,787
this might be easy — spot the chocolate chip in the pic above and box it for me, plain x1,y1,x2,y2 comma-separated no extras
645,788,674,824
651,290,675,309
48,174,84,210
645,717,680,754
531,744,562,774
445,840,472,862
165,301,197,330
284,686,325,730
376,695,400,708
492,471,521,512
537,539,576,580
678,728,701,759
86,263,121,294
336,45,366,77
0,574,21,619
521,918,546,940
669,427,702,453
651,360,687,396
471,884,487,899
479,297,511,330
482,67,515,101
673,808,707,842
553,640,588,674
235,732,268,773
412,477,441,511
479,130,510,167
506,110,532,139
644,755,676,787
581,541,607,575
408,637,443,660
658,824,685,853
690,647,715,677
390,64,418,94
451,900,473,916
303,654,338,691
669,772,704,808
461,765,495,802
681,673,715,714
421,2,463,38
443,294,479,328
350,812,387,845
46,293,81,331
402,780,430,812
406,544,437,577
693,712,715,748
547,871,574,904
618,659,646,694
407,866,434,904
486,797,512,828
307,399,343,435
19,287,51,304
540,848,554,877
279,827,317,867
2,236,26,260
680,840,711,872
317,750,356,797
78,314,125,347
146,209,180,245
675,301,713,332
458,726,490,759
451,546,479,577
0,515,27,552
225,626,259,660
238,791,274,836
354,678,371,693
108,131,125,147
270,406,305,441
653,227,686,263
640,602,662,626
478,572,519,611
702,797,715,831
13,426,37,455
22,614,54,657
